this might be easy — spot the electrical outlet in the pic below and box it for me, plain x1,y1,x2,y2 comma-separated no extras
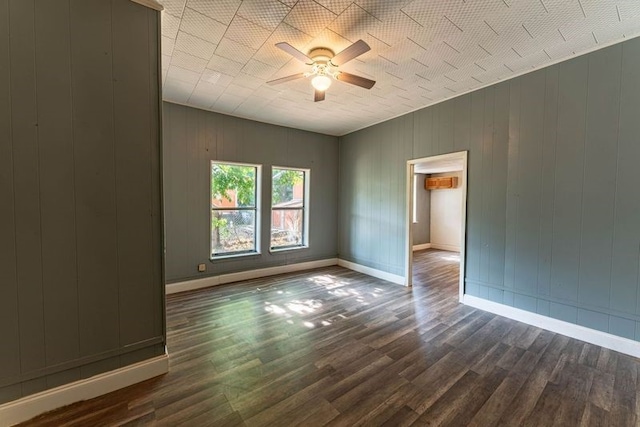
197,263,206,272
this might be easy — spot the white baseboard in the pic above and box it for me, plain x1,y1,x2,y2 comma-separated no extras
166,258,339,294
412,243,432,251
430,243,460,252
0,352,169,427
337,259,405,286
463,295,640,358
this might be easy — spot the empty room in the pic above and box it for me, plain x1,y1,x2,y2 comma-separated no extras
2,0,640,425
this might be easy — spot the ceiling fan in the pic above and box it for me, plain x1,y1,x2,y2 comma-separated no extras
267,39,376,102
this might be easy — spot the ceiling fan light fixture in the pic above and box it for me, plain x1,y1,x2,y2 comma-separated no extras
311,74,332,92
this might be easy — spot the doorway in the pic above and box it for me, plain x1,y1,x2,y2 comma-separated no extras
405,151,468,302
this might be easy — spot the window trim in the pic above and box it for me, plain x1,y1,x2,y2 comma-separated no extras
210,160,262,259
269,166,310,252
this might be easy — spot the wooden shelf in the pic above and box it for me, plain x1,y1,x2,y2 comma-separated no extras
425,176,458,190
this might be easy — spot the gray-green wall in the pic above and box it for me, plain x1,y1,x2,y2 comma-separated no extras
339,38,640,341
163,102,339,283
0,0,164,404
413,173,430,245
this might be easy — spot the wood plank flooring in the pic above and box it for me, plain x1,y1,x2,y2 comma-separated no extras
21,250,640,426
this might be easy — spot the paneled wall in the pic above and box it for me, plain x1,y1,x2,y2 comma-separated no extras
0,0,164,404
339,38,640,341
163,102,339,283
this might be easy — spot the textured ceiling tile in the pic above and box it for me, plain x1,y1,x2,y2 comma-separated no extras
161,11,181,39
157,0,185,17
163,79,195,103
162,35,176,56
226,15,273,50
187,0,241,25
315,0,353,15
401,0,460,27
171,49,208,73
233,73,265,90
544,32,597,59
225,83,255,99
253,43,293,69
269,22,316,53
214,93,245,111
409,15,463,50
618,1,640,20
596,16,640,42
356,0,411,20
238,0,291,30
187,91,217,109
367,9,424,45
206,55,244,76
161,54,172,71
167,64,202,84
329,3,379,41
306,30,350,59
215,38,257,63
161,0,640,135
285,0,338,37
201,69,234,88
180,7,227,44
175,31,216,60
446,1,504,32
242,59,279,79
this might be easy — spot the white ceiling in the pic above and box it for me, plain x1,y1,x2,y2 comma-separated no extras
158,0,640,136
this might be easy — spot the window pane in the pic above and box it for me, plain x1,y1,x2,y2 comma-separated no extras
212,210,256,255
212,163,256,208
271,209,303,248
272,168,304,207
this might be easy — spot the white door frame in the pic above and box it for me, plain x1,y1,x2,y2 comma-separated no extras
405,151,468,302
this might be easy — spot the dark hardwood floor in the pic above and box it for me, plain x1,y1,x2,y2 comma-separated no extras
22,249,640,426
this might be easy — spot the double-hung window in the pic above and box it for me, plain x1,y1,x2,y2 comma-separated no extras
211,162,260,258
271,167,309,251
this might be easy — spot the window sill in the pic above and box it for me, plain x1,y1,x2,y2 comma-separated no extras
210,251,260,261
270,245,308,254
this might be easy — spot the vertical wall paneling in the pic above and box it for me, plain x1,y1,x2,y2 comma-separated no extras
577,45,622,312
34,0,80,369
537,66,559,298
550,56,588,307
513,71,545,302
503,80,520,291
9,0,46,386
148,8,163,339
0,0,163,404
479,87,495,284
465,90,485,288
112,0,155,346
0,0,21,402
488,82,509,288
70,0,120,358
338,37,640,344
612,40,640,318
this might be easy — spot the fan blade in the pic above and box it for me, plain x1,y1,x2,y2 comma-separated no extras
275,42,313,63
330,40,371,66
314,90,325,102
336,72,376,89
267,73,306,85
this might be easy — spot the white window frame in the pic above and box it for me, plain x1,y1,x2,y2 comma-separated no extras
270,166,310,252
210,161,261,259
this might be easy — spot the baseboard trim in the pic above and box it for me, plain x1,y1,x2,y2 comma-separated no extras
166,258,339,294
412,243,432,251
430,243,460,252
337,259,405,286
0,352,169,427
463,295,640,358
